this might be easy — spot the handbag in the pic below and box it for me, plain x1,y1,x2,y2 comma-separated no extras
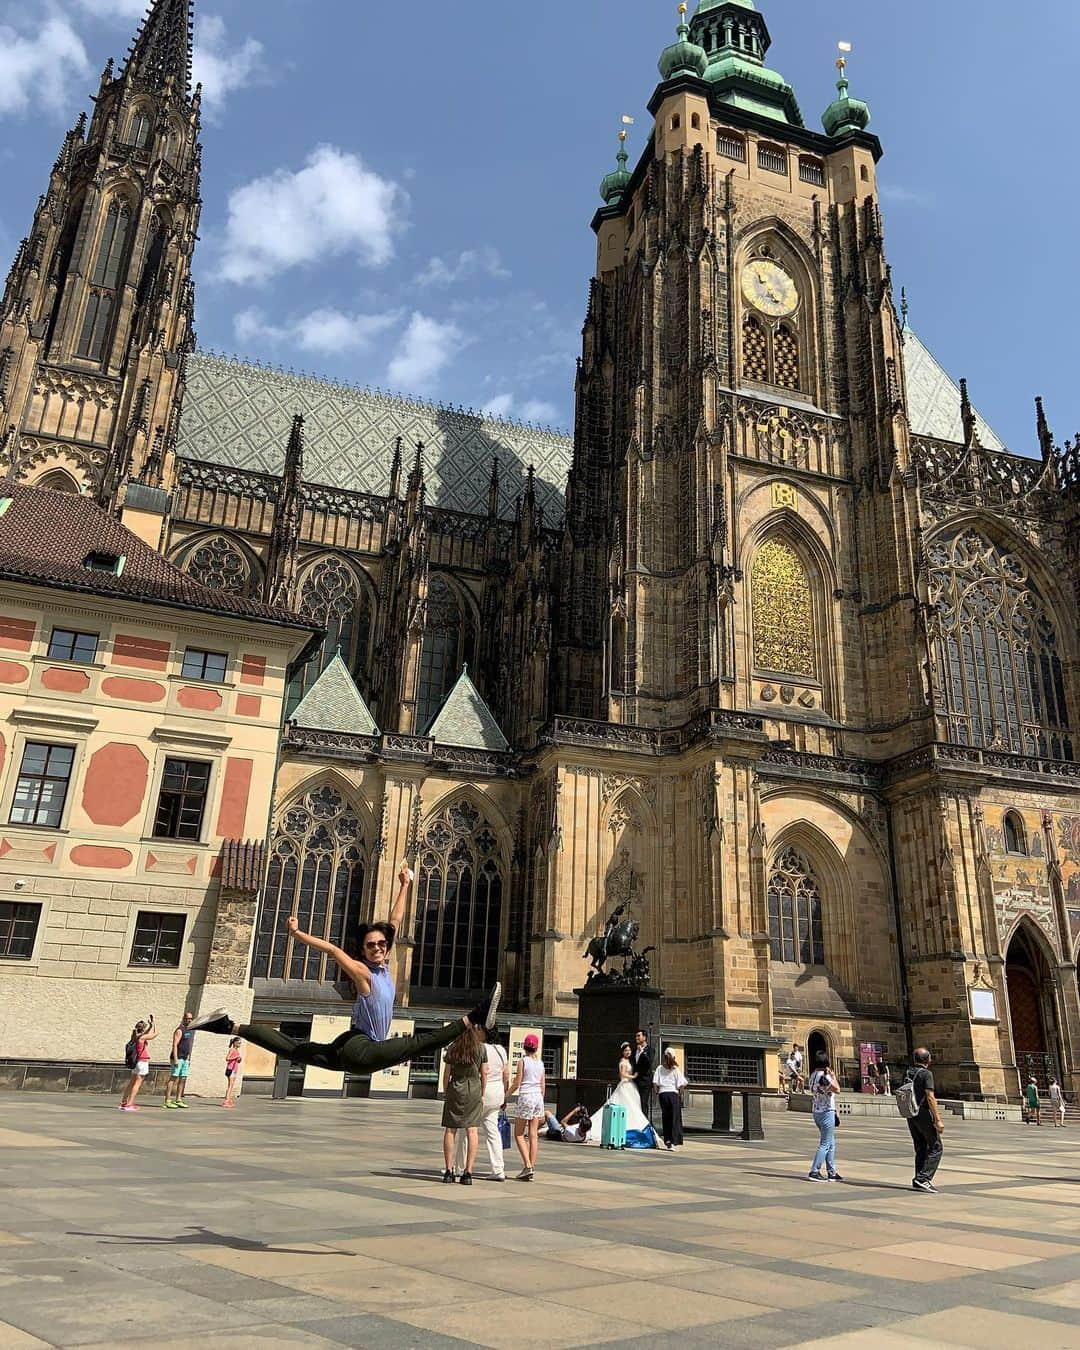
497,1109,511,1149
834,1110,840,1128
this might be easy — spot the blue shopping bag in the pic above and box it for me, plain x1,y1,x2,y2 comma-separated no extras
498,1110,511,1148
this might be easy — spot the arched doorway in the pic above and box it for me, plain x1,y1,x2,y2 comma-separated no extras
1005,925,1059,1089
807,1029,830,1073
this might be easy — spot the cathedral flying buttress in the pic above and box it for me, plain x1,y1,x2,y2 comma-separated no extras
2,0,1075,1100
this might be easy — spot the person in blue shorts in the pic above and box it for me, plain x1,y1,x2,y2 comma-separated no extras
163,1011,195,1110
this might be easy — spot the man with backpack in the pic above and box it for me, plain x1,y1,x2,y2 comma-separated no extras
897,1047,945,1192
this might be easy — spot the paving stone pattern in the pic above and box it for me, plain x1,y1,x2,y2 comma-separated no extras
1,1094,1078,1348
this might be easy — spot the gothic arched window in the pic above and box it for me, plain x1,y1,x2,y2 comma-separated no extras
127,109,153,150
416,576,465,730
185,535,252,596
293,556,371,704
751,537,815,678
253,784,366,983
411,798,503,998
928,529,1072,760
1004,811,1027,856
774,324,800,390
768,847,824,964
77,200,133,363
742,314,769,383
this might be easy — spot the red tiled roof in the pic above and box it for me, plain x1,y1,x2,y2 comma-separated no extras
219,839,266,891
0,480,318,632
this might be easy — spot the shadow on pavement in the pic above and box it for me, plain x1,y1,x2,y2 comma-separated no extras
67,1225,356,1254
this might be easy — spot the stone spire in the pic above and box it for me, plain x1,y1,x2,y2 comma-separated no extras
124,0,195,94
264,414,304,607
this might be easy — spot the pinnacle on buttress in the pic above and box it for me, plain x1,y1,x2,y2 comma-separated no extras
388,435,403,498
283,412,304,488
1035,396,1055,462
123,0,195,96
958,378,980,450
487,454,500,518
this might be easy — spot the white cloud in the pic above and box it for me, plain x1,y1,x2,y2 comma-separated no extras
0,16,89,117
72,0,147,17
482,393,558,425
192,14,263,120
416,247,510,288
217,145,407,285
879,183,933,208
235,306,400,356
387,313,462,392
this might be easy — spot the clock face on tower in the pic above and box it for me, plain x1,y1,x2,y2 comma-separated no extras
741,260,799,318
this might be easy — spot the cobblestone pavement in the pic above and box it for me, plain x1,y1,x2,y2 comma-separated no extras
1,1092,1079,1348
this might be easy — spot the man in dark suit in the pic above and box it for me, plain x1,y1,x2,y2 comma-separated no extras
632,1029,653,1117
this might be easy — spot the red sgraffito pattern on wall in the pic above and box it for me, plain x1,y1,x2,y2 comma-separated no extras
69,844,133,869
215,758,253,839
101,676,166,703
0,660,29,684
235,694,262,717
240,654,266,686
81,743,149,827
42,666,91,694
0,731,6,781
177,685,223,712
0,617,36,651
111,633,170,671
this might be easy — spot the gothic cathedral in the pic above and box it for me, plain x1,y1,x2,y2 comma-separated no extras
2,0,1077,1100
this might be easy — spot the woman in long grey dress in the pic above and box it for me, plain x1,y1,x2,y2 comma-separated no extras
441,1026,487,1184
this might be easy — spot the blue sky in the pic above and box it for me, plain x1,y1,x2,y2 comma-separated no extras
1,0,1076,452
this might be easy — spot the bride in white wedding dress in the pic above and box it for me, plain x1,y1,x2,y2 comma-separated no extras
605,1042,658,1148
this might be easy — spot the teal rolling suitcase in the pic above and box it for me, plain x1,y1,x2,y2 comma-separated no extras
601,1102,627,1149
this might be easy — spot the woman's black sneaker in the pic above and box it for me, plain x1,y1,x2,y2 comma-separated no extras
460,1171,473,1186
442,1169,455,1184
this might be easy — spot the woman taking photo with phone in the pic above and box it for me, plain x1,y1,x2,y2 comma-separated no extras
807,1052,843,1182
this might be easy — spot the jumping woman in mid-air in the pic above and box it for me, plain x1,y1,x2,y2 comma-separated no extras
189,866,500,1079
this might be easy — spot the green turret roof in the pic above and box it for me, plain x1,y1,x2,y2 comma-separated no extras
426,666,509,751
599,137,632,205
823,66,871,137
291,652,379,736
658,7,708,81
686,0,802,125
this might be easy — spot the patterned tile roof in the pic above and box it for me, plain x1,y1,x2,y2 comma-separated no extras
426,667,509,750
290,652,379,736
903,327,1007,451
177,351,573,522
0,479,316,630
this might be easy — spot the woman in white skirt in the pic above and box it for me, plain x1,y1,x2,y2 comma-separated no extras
508,1034,545,1180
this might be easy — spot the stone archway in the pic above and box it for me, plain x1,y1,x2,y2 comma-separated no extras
1005,924,1060,1089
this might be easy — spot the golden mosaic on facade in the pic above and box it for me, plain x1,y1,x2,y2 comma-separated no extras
751,538,815,677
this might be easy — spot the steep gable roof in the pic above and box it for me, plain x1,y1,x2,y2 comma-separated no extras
426,667,509,751
902,327,1007,451
290,653,379,736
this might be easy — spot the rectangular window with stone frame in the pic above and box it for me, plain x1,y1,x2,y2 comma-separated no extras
129,911,186,967
0,901,42,959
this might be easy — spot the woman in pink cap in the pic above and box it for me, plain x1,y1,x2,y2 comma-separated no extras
508,1033,545,1180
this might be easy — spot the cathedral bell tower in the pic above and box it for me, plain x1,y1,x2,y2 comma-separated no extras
557,1,913,737
0,0,200,533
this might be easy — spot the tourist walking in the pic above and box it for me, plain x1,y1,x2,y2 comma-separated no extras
632,1030,653,1117
905,1047,945,1192
223,1037,243,1107
187,867,501,1079
1025,1077,1042,1126
163,1011,195,1109
509,1033,545,1180
807,1053,842,1182
1049,1078,1066,1127
120,1016,157,1111
441,1025,487,1184
653,1048,688,1150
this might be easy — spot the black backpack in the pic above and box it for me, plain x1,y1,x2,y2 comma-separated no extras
124,1038,139,1070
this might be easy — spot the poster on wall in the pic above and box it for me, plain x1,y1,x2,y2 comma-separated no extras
369,1018,415,1095
858,1041,888,1094
509,1025,543,1081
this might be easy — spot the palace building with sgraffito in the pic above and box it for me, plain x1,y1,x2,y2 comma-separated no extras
0,0,1077,1103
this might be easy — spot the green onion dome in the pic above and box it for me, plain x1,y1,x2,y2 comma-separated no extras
658,5,708,81
823,72,871,137
599,140,632,205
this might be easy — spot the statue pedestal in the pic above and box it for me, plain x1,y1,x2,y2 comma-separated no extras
558,984,663,1117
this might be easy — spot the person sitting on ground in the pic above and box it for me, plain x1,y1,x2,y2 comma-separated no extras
441,1025,487,1184
120,1016,157,1112
785,1043,805,1093
1025,1077,1042,1126
187,866,501,1083
541,1105,592,1142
